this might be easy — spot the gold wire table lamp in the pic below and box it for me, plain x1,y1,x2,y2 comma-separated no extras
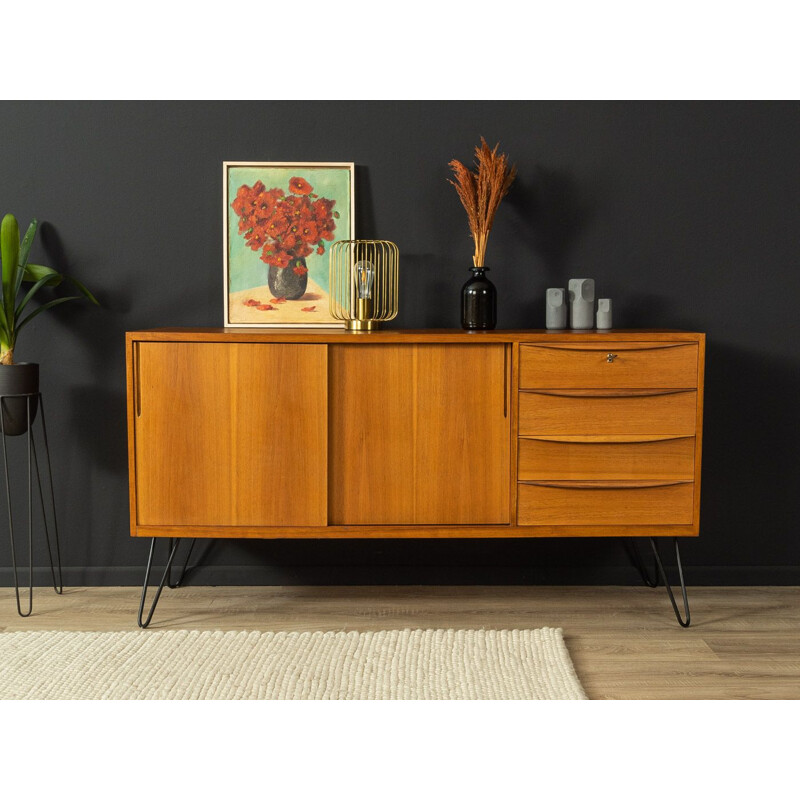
329,240,399,331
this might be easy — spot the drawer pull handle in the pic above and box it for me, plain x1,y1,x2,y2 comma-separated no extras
520,434,694,443
607,353,617,363
521,480,692,489
523,343,692,352
521,388,694,398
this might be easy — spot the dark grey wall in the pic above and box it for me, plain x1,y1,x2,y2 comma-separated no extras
1,100,798,586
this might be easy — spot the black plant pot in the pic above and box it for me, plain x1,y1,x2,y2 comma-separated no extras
0,362,39,436
268,257,309,301
461,267,497,330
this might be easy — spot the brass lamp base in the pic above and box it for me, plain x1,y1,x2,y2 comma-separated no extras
346,319,378,332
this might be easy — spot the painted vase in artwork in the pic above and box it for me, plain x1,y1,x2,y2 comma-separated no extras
268,257,308,301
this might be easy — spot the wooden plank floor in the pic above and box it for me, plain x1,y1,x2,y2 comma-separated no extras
1,585,798,699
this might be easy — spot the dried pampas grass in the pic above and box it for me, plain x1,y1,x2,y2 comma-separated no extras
449,138,516,267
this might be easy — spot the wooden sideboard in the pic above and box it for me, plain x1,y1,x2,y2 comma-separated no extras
126,328,704,541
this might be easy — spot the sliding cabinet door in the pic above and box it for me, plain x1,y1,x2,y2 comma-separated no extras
134,342,327,528
329,344,510,525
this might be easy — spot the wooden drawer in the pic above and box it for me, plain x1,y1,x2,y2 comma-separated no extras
519,342,698,389
518,390,697,436
518,435,696,482
517,481,694,525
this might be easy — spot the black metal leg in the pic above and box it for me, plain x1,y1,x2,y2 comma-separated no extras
624,538,660,588
167,538,196,589
1,396,34,616
32,395,63,594
138,537,181,628
648,538,691,628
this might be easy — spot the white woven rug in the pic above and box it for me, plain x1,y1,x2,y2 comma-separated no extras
0,627,586,700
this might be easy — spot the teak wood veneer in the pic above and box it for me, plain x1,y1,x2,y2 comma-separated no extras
126,328,705,542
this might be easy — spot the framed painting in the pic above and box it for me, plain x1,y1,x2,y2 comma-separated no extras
223,161,354,327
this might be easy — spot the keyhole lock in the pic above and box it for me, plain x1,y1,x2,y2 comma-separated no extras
607,353,618,363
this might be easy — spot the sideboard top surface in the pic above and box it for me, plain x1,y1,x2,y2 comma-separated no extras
127,328,705,344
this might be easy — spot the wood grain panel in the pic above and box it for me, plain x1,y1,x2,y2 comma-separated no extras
133,523,698,538
693,335,706,528
519,342,698,389
509,343,520,522
329,344,510,525
518,435,696,481
126,341,139,537
518,390,697,436
414,344,510,523
129,328,705,345
328,345,415,525
135,342,327,527
517,481,694,525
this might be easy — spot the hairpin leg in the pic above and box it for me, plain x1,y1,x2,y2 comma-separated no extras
624,538,660,588
167,538,196,589
32,394,63,594
138,537,181,628
648,537,691,628
1,396,34,616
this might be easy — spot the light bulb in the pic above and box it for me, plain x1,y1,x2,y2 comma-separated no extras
355,260,375,300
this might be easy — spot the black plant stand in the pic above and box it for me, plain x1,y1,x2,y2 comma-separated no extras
1,392,63,617
627,537,691,627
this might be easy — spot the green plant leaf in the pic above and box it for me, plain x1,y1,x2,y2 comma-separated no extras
24,264,97,304
23,263,63,286
18,220,37,268
1,214,20,317
14,295,80,336
65,275,99,305
0,296,9,341
14,273,58,322
15,220,39,297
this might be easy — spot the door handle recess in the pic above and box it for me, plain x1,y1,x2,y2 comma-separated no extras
521,480,692,489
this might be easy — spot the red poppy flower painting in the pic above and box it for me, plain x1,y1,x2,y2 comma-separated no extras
232,179,336,267
289,176,313,195
225,162,354,327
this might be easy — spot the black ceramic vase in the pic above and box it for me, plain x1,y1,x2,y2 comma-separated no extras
0,362,39,436
268,256,309,301
461,267,497,330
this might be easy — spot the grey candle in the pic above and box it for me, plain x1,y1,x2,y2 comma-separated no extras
596,298,612,329
568,278,595,330
546,288,567,329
